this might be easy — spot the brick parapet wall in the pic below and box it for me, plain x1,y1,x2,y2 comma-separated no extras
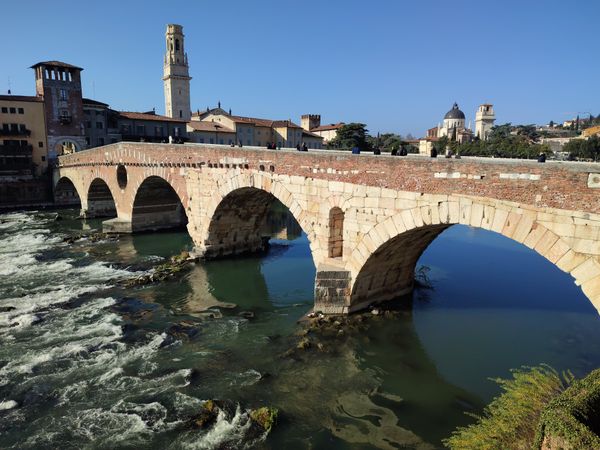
58,142,600,215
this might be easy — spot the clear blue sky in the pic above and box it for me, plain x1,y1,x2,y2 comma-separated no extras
2,0,599,136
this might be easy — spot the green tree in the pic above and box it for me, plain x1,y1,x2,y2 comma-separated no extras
328,123,372,151
564,136,600,161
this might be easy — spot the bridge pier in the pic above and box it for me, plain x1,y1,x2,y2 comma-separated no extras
198,235,270,259
81,202,117,219
314,265,352,314
103,218,133,233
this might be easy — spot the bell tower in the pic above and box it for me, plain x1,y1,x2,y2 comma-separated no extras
163,24,191,121
475,104,495,141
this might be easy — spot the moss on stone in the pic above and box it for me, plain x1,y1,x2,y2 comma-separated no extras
249,406,278,431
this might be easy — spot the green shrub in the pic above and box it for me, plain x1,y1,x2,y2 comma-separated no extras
443,365,573,450
534,368,600,449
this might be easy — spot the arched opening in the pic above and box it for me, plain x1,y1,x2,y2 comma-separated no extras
350,222,598,314
350,224,450,311
116,164,127,189
85,178,116,219
54,140,79,156
54,176,81,207
328,207,344,258
175,38,180,51
131,176,187,233
203,187,311,260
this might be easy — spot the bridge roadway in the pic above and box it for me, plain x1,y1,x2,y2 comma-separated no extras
55,142,600,314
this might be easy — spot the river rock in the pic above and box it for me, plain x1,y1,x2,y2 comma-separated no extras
249,406,278,431
238,311,255,319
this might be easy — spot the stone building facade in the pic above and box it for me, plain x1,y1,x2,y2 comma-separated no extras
0,95,48,176
188,107,324,149
301,114,345,143
31,61,87,158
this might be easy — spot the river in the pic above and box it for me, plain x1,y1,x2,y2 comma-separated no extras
1,208,599,449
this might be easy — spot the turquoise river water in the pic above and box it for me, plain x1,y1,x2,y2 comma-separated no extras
0,208,599,449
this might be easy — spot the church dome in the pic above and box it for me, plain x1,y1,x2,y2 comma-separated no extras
444,103,465,120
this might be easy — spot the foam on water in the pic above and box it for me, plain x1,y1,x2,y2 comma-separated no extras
0,211,263,449
0,400,18,411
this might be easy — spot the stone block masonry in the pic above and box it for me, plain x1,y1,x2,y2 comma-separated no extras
55,142,600,314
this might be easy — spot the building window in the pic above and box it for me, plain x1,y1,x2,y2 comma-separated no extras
9,107,16,114
219,139,224,144
41,156,46,161
85,137,90,145
175,38,180,51
155,126,163,136
84,110,90,115
18,108,24,114
1,107,7,113
86,121,91,128
179,110,182,118
199,138,204,143
38,141,44,147
96,122,103,129
59,89,67,101
209,138,214,144
98,137,105,146
18,124,26,132
136,125,145,135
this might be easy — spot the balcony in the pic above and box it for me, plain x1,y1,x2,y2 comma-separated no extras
0,144,33,157
0,145,33,175
0,127,31,137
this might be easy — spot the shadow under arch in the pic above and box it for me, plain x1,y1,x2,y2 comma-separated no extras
350,220,597,313
54,176,82,207
85,178,117,218
131,175,188,232
202,186,316,264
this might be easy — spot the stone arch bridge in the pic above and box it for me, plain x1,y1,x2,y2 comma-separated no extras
55,142,600,314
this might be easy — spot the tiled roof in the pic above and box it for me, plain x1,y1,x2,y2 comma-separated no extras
227,114,302,129
187,121,236,133
118,111,187,123
83,98,109,107
310,122,345,132
302,130,324,139
30,61,83,70
0,95,43,102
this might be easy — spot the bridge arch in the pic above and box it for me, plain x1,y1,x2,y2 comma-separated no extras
348,199,600,314
130,175,188,232
84,178,117,219
54,176,83,207
195,172,318,263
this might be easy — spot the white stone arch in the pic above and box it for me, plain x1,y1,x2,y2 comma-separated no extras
83,177,118,219
128,172,189,233
53,172,87,209
197,170,322,265
348,196,600,314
